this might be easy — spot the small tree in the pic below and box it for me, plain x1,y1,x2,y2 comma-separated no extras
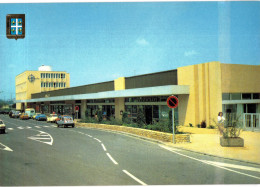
97,110,103,122
136,107,145,128
215,113,243,138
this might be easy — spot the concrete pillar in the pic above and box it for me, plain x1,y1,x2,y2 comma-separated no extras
115,98,125,120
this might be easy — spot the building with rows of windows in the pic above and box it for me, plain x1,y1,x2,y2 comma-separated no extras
15,65,70,111
16,62,260,131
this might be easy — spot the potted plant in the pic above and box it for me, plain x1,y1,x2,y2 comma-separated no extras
216,113,244,147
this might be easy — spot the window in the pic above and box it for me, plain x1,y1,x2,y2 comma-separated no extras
43,73,46,78
242,93,251,100
51,82,53,87
43,82,46,87
41,82,43,87
56,74,58,79
51,73,53,78
41,73,43,78
231,93,241,100
46,82,48,87
59,83,61,87
54,83,56,88
253,93,260,99
61,82,63,87
49,82,51,87
222,93,230,100
64,83,66,87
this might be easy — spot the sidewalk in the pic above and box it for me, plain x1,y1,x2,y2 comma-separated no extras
166,127,260,164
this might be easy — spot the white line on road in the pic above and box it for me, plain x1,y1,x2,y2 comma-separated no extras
106,153,118,165
94,138,102,143
202,160,260,173
35,126,41,128
159,144,260,180
78,132,84,134
7,128,13,130
26,126,32,129
101,143,107,151
123,170,147,186
0,142,13,152
17,127,24,129
86,134,92,138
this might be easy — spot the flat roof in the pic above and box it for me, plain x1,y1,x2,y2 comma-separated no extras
16,85,189,103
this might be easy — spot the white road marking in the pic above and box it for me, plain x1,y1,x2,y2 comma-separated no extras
0,142,13,152
35,126,41,128
43,126,49,128
17,126,24,129
159,145,181,152
78,132,84,134
86,134,92,138
7,128,14,130
28,130,53,145
26,126,32,129
159,144,260,180
51,125,56,127
101,143,107,151
106,153,118,165
123,170,147,186
202,160,260,173
94,138,102,143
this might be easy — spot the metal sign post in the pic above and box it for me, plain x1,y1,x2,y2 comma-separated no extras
172,108,175,144
167,95,179,144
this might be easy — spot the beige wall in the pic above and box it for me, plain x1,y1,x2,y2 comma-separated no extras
178,62,222,127
221,64,260,93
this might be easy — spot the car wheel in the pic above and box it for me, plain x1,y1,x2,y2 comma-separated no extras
72,124,75,128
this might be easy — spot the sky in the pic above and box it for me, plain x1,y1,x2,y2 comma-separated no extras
0,1,259,100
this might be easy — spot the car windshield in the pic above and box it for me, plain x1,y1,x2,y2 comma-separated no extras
64,117,72,121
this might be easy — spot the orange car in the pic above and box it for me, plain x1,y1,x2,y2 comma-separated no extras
20,113,29,120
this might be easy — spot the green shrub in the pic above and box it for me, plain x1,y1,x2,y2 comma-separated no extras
97,110,103,122
122,112,131,124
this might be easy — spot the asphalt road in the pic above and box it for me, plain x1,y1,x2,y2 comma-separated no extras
0,114,260,185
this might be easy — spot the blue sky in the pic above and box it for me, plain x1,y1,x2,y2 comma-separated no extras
0,1,259,100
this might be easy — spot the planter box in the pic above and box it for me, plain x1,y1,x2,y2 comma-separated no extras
220,137,244,147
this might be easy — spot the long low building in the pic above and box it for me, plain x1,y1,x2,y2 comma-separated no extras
16,61,260,130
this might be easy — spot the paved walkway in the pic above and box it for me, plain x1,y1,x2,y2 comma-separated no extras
165,127,260,164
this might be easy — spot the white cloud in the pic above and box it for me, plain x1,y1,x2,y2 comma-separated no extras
136,38,149,46
184,50,198,57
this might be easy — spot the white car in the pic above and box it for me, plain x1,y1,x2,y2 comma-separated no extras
0,119,6,134
47,114,58,123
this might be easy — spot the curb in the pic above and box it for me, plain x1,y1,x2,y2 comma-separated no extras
76,124,260,166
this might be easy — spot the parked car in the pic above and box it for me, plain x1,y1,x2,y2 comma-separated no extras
57,116,74,128
13,111,21,118
20,113,29,120
55,115,69,123
35,114,47,121
32,113,41,120
0,119,6,134
47,114,58,123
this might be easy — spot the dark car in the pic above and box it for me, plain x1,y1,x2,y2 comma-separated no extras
57,116,74,128
35,114,47,121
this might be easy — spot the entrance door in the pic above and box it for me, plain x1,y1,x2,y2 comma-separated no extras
145,106,153,124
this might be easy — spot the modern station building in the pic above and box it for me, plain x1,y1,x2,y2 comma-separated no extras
15,62,260,130
16,65,70,111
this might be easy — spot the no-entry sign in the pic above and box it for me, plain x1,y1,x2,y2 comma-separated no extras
75,106,79,112
167,95,178,109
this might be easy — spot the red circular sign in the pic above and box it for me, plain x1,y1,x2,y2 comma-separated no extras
167,96,179,109
75,106,79,111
